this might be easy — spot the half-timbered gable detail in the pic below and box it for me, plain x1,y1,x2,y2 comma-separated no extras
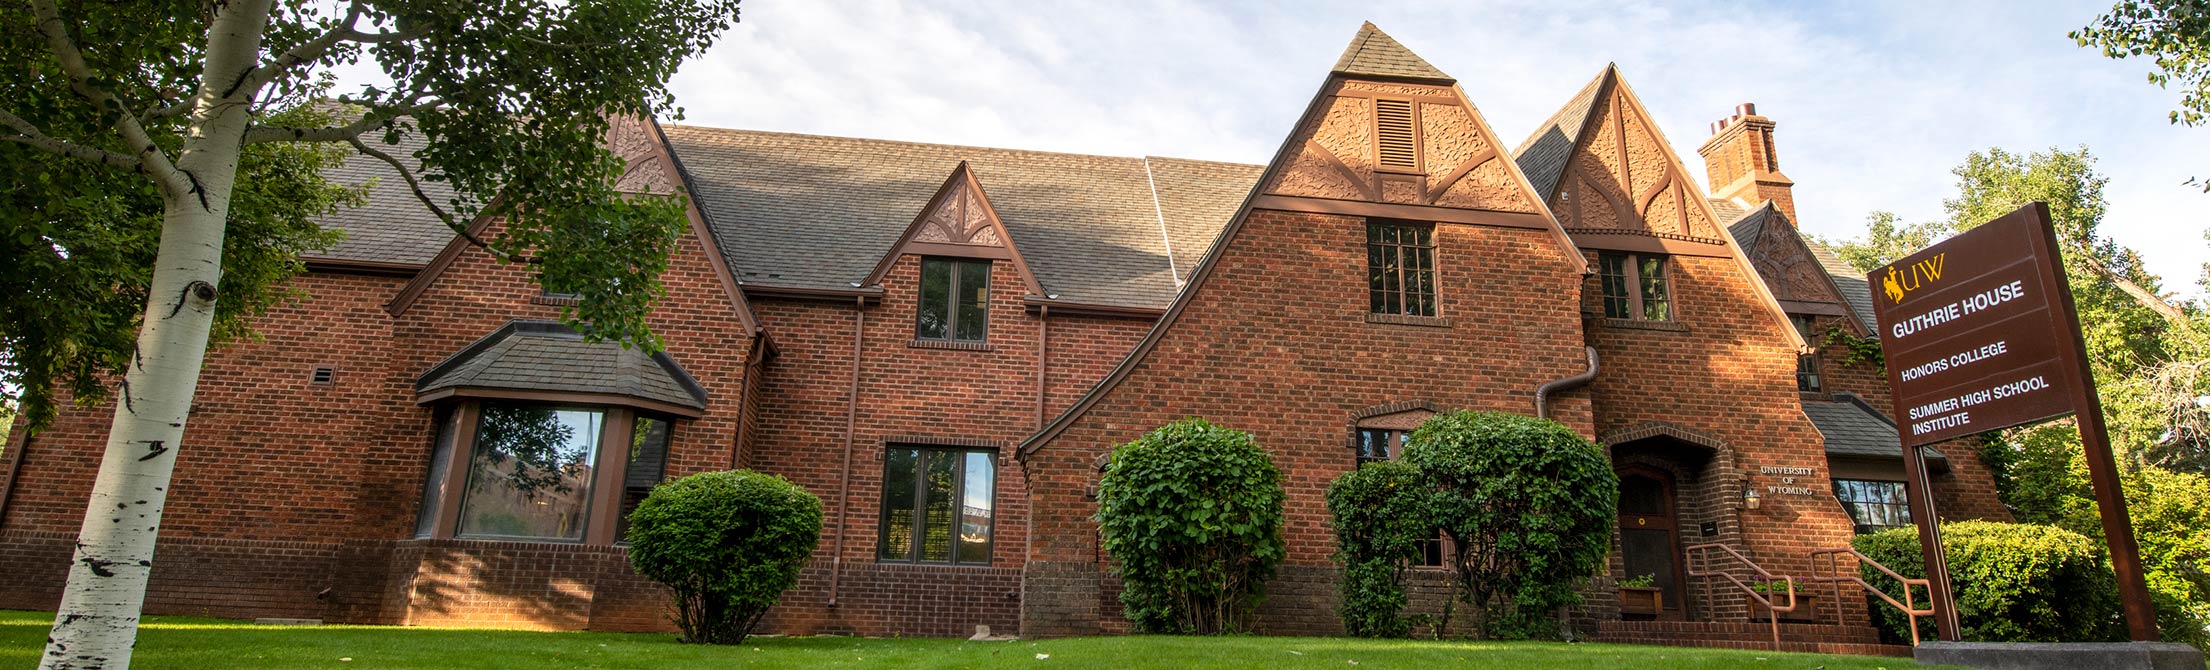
862,161,1046,297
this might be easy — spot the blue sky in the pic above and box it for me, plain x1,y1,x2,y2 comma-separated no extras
362,1,2210,297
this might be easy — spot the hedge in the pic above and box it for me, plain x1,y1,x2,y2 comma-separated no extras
1854,520,2123,643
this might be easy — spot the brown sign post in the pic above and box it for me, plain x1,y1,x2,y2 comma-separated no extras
1867,202,2158,643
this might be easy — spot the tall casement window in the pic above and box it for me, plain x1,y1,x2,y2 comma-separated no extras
916,258,991,343
1833,479,1911,534
879,447,995,565
1790,314,1823,393
414,401,674,544
1598,251,1671,321
1366,220,1437,317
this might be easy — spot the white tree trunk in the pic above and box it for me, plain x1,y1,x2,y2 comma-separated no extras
39,1,268,667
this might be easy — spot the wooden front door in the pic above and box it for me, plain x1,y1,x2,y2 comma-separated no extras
1617,468,1687,618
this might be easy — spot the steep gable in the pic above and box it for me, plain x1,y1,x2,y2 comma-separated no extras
1513,65,1804,350
1250,25,1580,271
1021,23,1591,456
1726,203,1871,335
862,161,1046,296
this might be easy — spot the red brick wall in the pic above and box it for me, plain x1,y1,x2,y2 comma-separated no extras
1020,209,1592,635
0,271,415,540
742,253,1154,635
1580,251,1860,623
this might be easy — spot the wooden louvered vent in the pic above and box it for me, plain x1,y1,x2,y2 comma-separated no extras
1375,98,1417,170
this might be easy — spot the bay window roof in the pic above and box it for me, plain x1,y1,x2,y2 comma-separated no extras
415,320,709,417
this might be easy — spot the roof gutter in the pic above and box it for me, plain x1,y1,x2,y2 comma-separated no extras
1534,346,1599,420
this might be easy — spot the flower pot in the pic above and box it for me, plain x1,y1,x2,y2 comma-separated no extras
1747,592,1818,623
1619,586,1663,616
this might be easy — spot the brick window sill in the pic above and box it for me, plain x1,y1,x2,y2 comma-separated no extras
1365,313,1452,328
1597,317,1688,332
532,294,582,307
908,339,995,352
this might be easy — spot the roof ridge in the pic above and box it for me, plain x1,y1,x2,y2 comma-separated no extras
662,124,1160,165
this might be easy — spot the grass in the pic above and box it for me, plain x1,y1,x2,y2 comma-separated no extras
1,610,1928,670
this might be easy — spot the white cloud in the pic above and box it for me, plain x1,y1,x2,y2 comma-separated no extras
349,0,2210,297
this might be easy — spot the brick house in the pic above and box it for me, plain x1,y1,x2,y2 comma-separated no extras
0,23,2004,649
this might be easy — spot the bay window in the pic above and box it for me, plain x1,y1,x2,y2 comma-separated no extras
413,400,676,545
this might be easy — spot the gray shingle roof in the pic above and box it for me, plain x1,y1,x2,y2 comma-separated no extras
1803,396,1944,462
417,321,708,411
1331,22,1453,83
1511,68,1609,202
1810,241,1878,333
308,128,466,266
1724,204,1772,249
661,126,1260,309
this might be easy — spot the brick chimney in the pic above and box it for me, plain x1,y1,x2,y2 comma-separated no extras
1696,103,1797,225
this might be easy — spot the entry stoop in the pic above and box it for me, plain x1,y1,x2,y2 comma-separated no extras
1595,620,1911,657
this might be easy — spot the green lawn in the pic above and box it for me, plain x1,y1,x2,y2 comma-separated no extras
1,610,1927,670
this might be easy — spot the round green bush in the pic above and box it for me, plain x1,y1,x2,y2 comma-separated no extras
1853,520,2123,643
625,470,822,644
1401,410,1617,639
1096,417,1286,634
1327,460,1432,638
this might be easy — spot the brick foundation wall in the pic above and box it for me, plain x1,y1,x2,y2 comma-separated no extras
765,559,1023,637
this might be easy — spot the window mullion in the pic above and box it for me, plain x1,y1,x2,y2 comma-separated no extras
948,451,967,564
1627,253,1644,320
910,452,928,563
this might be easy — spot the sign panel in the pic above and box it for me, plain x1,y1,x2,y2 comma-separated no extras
1867,206,2080,447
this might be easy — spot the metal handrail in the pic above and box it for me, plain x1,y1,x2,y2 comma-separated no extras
1684,543,1797,651
1807,547,1935,645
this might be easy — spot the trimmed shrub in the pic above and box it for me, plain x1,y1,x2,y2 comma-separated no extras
625,470,822,644
1327,460,1432,637
1854,520,2123,643
1402,410,1617,639
1096,418,1286,634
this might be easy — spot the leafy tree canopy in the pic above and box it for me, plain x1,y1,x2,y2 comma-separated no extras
0,0,741,431
2074,0,2210,190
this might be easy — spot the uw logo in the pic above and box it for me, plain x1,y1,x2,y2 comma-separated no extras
1882,253,1946,305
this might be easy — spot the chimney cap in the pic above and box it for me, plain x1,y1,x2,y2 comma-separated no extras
1735,102,1758,117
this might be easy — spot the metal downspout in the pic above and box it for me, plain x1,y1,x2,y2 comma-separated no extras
1534,346,1600,419
828,295,864,607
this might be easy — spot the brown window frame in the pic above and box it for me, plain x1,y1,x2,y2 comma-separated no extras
1366,220,1438,318
877,445,996,566
413,399,677,546
1790,314,1823,393
1833,479,1911,534
915,257,991,344
1598,251,1672,321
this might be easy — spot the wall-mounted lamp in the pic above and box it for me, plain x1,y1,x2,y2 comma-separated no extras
1744,487,1762,510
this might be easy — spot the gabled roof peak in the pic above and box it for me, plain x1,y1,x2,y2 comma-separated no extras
1331,22,1452,83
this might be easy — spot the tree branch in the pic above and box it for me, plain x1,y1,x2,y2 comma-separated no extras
0,109,147,171
29,0,187,194
2080,254,2194,328
345,136,527,263
232,2,430,98
242,98,438,144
